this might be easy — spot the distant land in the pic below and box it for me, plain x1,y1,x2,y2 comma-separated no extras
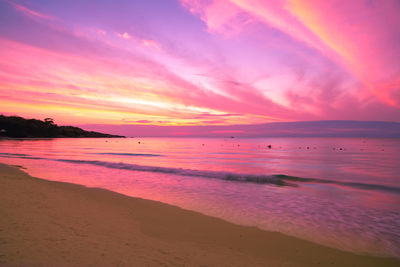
0,115,125,138
79,120,400,138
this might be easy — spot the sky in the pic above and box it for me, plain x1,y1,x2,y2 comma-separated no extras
0,0,399,129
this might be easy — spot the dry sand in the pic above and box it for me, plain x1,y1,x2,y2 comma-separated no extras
0,163,398,267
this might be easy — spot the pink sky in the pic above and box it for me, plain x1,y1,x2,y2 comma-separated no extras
0,0,399,128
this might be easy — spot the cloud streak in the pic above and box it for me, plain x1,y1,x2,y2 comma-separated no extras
0,0,399,128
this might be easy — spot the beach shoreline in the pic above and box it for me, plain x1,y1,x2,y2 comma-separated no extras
0,163,398,266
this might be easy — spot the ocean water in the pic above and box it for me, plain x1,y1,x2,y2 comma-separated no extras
1,137,399,258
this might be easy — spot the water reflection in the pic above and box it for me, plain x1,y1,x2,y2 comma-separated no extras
1,137,400,257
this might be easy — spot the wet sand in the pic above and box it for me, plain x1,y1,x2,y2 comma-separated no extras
0,163,398,266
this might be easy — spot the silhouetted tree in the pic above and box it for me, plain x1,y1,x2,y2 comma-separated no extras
44,118,54,125
0,114,124,138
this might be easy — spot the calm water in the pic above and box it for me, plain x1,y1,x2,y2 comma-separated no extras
1,137,400,257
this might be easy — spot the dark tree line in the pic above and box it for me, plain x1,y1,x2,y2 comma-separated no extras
0,115,124,138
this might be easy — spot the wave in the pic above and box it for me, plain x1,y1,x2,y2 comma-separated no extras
276,174,400,194
0,153,287,186
57,158,287,186
0,152,30,156
1,153,400,193
91,152,162,157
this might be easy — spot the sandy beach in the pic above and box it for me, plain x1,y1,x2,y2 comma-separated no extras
0,163,398,267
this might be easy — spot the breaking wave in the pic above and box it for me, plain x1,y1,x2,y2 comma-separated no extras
1,152,400,193
55,159,288,186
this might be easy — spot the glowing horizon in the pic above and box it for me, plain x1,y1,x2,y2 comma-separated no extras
1,0,399,127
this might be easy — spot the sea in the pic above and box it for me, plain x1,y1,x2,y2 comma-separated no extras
1,137,399,258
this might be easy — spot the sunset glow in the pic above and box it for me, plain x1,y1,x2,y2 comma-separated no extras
1,0,399,127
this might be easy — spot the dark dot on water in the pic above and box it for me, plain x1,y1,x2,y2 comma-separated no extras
267,145,272,149
307,147,310,149
339,148,343,150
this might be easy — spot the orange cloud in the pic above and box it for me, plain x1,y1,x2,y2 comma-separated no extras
287,0,400,107
1,38,279,126
181,0,400,108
